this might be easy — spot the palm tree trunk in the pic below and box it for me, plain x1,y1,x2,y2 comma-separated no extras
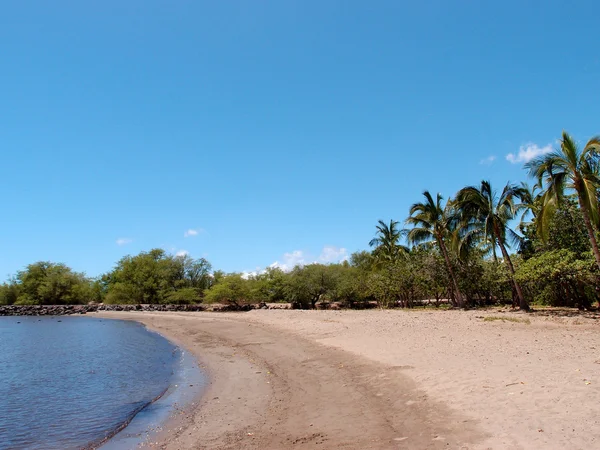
437,236,464,308
494,227,529,311
577,196,600,271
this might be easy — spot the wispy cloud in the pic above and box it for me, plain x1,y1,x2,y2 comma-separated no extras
116,238,132,246
506,143,552,164
184,228,205,238
479,155,496,166
176,250,189,257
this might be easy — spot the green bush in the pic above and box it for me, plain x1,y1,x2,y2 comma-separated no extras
103,249,212,304
164,287,202,304
104,282,142,304
203,274,256,307
0,282,19,305
0,262,94,305
515,249,598,308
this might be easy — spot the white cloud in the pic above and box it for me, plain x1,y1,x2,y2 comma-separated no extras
116,238,132,246
506,143,552,164
479,155,496,165
268,246,349,272
241,245,350,278
176,250,189,257
183,228,202,237
184,228,205,238
241,267,264,279
270,250,307,272
318,246,349,263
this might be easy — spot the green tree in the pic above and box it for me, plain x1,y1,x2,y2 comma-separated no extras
349,250,377,272
104,249,212,304
456,181,529,311
545,198,590,255
211,270,226,285
177,255,213,290
104,249,176,303
325,264,368,307
519,198,591,262
406,191,464,308
203,274,254,308
526,132,600,269
0,279,21,305
365,260,415,308
517,182,543,231
369,220,408,265
284,264,335,309
249,267,287,303
0,262,94,305
515,249,598,308
164,287,202,304
104,282,141,304
411,247,451,306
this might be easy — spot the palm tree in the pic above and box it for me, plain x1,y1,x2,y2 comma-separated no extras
517,182,542,228
455,180,529,311
525,132,600,270
368,219,408,264
514,181,544,257
405,191,464,308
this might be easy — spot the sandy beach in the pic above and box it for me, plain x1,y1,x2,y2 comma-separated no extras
97,309,600,449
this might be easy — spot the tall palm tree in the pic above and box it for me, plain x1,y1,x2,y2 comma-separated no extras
405,191,464,308
368,219,407,264
525,131,600,270
455,180,529,311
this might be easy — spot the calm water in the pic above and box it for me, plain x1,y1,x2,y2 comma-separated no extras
0,316,185,449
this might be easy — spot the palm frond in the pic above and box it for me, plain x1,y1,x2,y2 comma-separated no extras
505,227,524,250
561,131,580,169
406,227,434,246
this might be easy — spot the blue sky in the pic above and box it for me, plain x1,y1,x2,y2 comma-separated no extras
1,1,599,279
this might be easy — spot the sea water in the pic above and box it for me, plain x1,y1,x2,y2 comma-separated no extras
0,316,199,449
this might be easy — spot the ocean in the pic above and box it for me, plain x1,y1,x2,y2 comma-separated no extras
0,316,202,449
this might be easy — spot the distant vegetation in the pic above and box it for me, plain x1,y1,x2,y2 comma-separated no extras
2,132,600,310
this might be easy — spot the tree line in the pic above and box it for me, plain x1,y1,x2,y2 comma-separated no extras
2,132,599,310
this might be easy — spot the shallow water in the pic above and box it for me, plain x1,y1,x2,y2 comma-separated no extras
0,316,184,449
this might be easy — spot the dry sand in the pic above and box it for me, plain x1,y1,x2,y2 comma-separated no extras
96,309,600,449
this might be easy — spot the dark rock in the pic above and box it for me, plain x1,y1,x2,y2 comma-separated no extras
0,303,208,316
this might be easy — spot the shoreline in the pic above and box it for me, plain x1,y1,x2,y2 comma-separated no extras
94,311,484,449
97,325,206,450
94,386,168,449
91,309,600,449
94,311,278,449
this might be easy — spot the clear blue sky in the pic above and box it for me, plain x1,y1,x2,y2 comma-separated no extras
1,1,599,279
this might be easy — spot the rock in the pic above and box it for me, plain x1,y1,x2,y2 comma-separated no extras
0,302,241,316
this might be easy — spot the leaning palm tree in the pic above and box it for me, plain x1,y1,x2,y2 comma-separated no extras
455,180,529,311
405,191,464,308
525,131,600,270
369,219,408,264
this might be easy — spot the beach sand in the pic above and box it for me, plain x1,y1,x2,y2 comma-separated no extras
96,309,600,449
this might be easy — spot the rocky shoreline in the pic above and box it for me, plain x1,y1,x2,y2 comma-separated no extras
0,303,295,316
0,299,382,316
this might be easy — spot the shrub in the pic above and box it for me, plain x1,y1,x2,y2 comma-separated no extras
203,274,256,308
515,249,598,308
164,287,202,304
